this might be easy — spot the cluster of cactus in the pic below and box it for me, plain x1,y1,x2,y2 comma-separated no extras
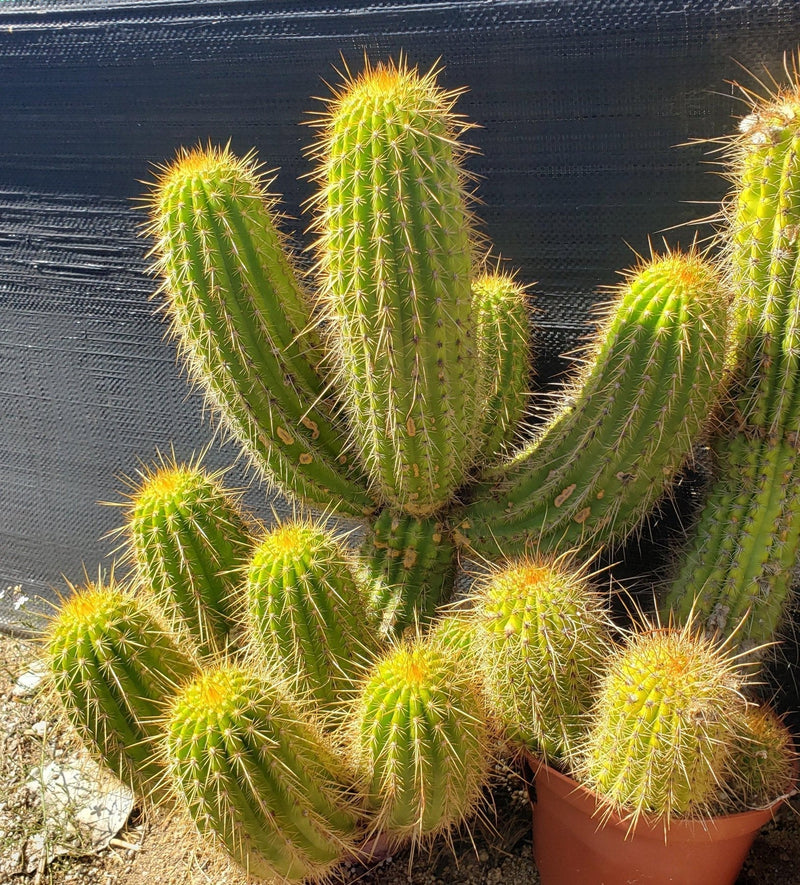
42,54,800,878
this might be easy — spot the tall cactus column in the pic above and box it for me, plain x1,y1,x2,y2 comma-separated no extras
311,59,486,516
663,80,800,650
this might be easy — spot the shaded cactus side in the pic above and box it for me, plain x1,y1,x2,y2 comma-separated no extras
124,459,254,658
165,663,362,882
46,574,195,795
360,509,457,637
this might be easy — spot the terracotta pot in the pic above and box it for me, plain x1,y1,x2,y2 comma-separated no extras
529,758,791,885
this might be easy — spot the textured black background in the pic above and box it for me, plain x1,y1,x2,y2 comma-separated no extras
2,0,800,630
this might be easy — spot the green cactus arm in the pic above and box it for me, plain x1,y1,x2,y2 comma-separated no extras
147,144,376,516
124,460,255,659
472,271,533,461
46,576,195,795
165,664,361,882
453,250,729,558
311,59,485,516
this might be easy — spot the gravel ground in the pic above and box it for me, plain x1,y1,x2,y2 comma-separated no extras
1,630,798,885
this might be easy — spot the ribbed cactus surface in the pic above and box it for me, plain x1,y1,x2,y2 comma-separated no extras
664,83,800,649
663,432,800,648
455,251,729,558
146,144,375,516
47,576,195,794
351,638,490,843
473,271,532,459
470,557,610,763
361,509,456,636
578,623,746,825
312,60,484,516
165,663,361,882
126,461,253,658
245,520,378,711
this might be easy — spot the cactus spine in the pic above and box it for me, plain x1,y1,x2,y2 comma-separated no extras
577,621,747,825
455,250,729,558
351,637,490,844
311,59,484,516
125,460,253,658
473,271,532,459
663,81,800,649
245,520,379,710
146,144,375,516
469,557,611,763
46,575,195,794
361,509,457,636
165,663,361,882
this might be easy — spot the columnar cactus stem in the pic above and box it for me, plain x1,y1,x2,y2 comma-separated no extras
146,144,375,516
360,509,457,636
46,575,195,794
455,250,729,558
310,59,485,516
165,663,361,882
663,78,800,649
245,520,379,711
351,637,491,844
124,459,254,658
473,271,532,459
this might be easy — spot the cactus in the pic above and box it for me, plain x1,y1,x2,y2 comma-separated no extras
720,704,796,811
165,662,361,882
663,77,800,649
46,574,195,794
360,509,457,637
310,58,485,516
454,250,730,559
577,620,748,826
473,271,532,459
245,519,379,711
662,432,800,650
350,637,491,844
468,556,611,764
145,143,375,517
124,458,254,658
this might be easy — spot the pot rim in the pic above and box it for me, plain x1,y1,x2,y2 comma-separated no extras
525,752,797,838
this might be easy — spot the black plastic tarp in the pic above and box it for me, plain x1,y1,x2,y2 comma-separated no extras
2,0,800,631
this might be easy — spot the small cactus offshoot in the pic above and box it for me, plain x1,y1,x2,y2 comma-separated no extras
165,662,362,882
350,636,491,846
577,620,749,827
468,556,612,763
245,519,379,711
46,574,195,795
